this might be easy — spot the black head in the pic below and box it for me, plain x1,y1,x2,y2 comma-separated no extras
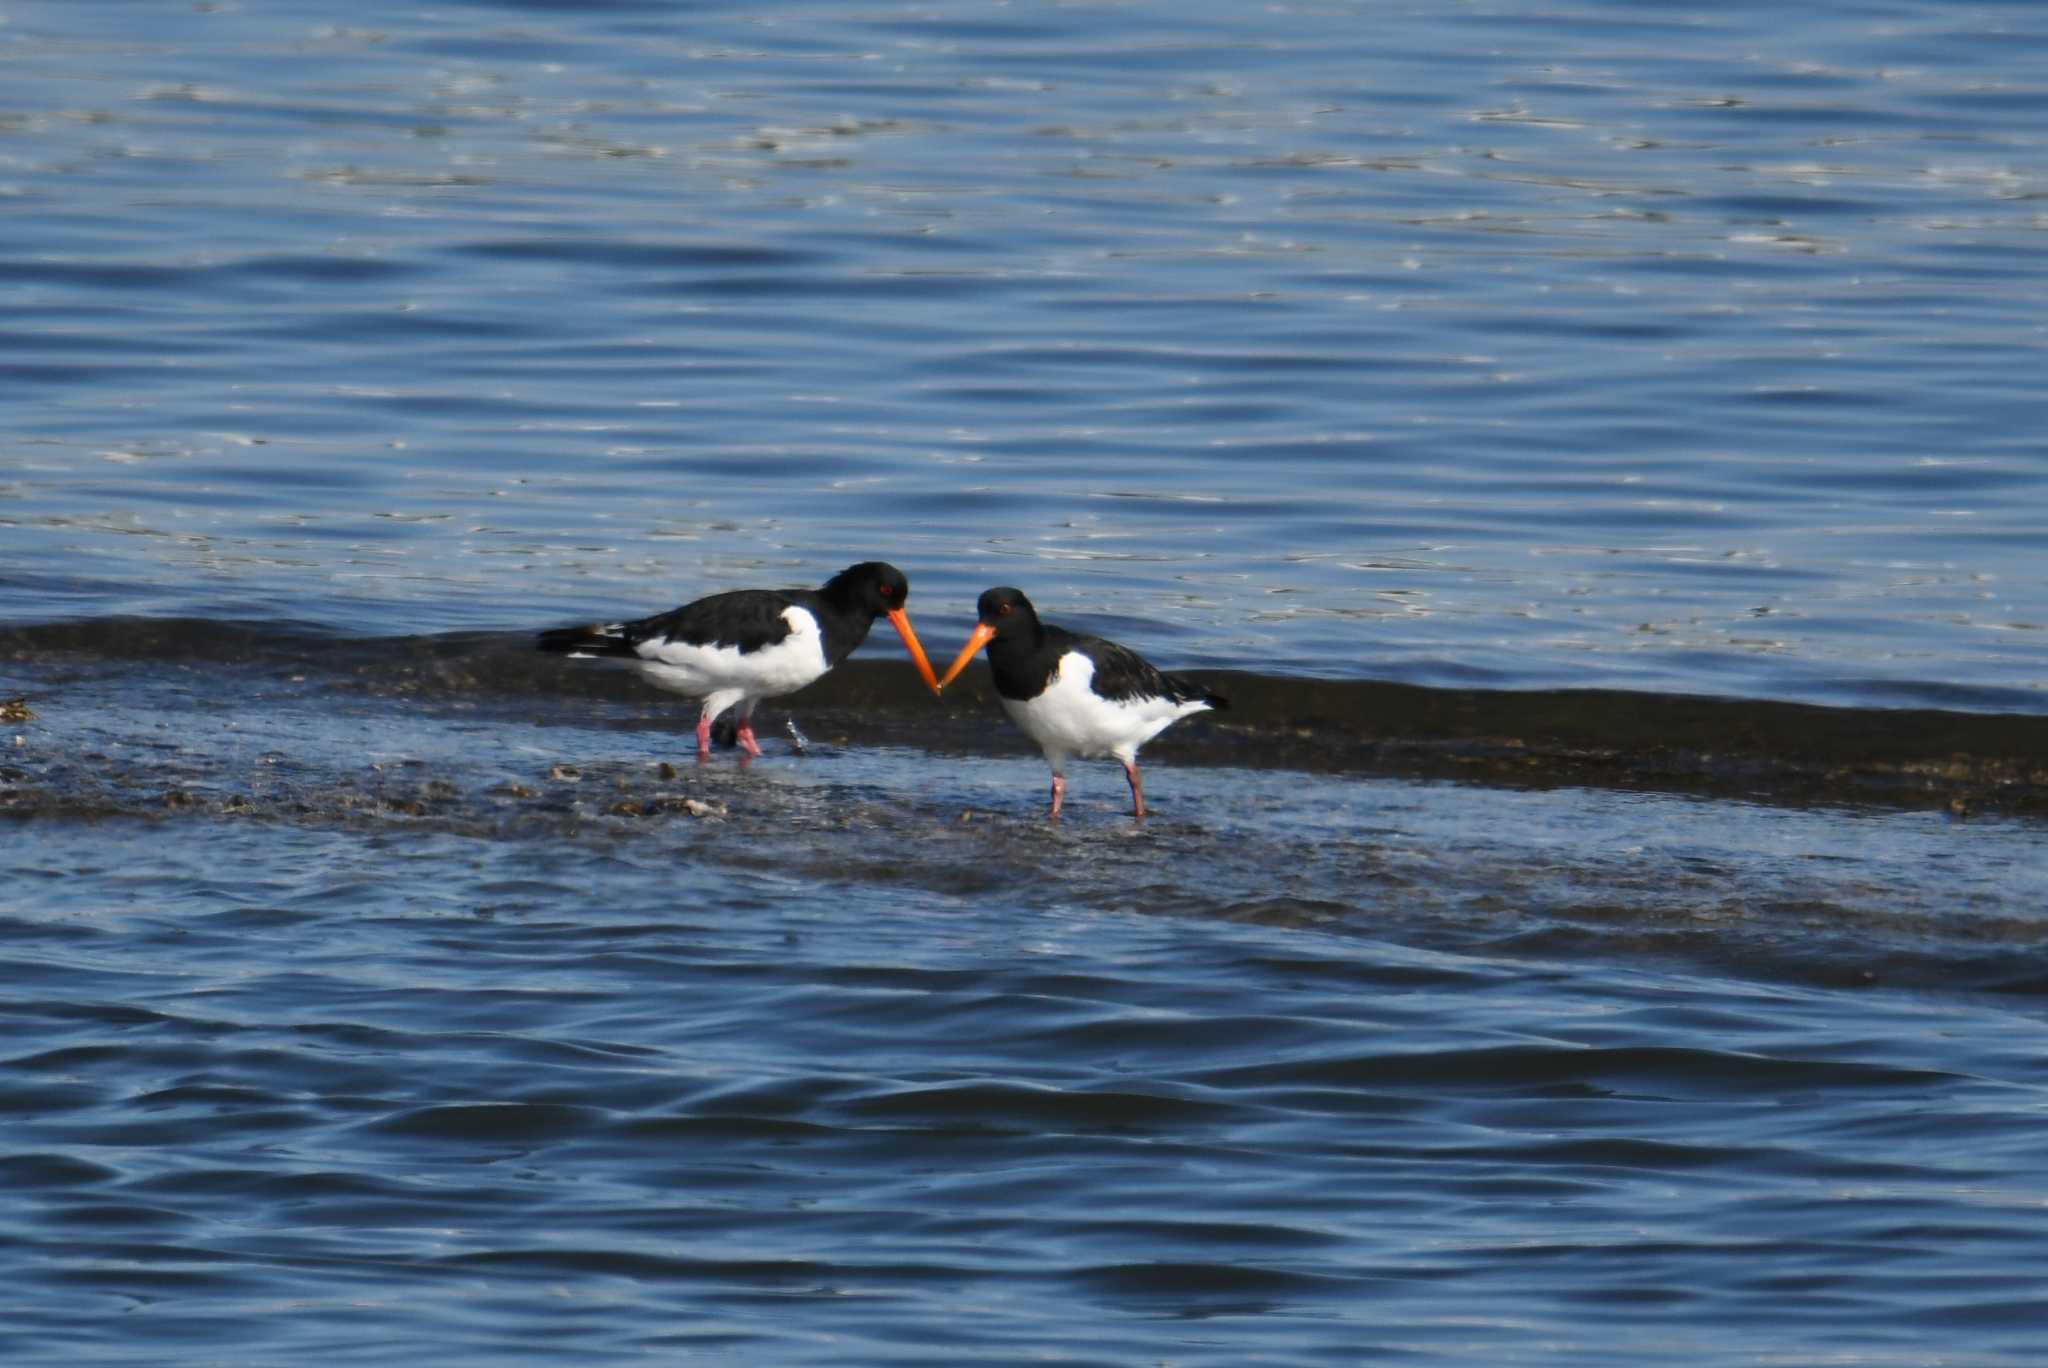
975,586,1040,639
823,561,911,620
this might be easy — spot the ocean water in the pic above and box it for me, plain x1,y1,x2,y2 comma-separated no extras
3,0,2043,704
4,0,2048,1363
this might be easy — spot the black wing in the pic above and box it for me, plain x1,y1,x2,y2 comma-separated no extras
538,589,799,659
633,589,800,653
1071,630,1227,709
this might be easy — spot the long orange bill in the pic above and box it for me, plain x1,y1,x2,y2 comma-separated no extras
936,622,998,693
887,608,942,696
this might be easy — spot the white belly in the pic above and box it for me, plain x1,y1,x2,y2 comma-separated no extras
631,607,829,701
1000,651,1209,770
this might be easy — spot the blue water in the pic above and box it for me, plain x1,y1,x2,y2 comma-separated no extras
6,708,2048,1364
3,0,2043,704
5,1,2048,1362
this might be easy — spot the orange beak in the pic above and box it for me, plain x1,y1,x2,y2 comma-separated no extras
887,608,942,696
936,621,998,693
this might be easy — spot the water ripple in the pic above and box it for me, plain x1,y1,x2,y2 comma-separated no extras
5,0,2048,1362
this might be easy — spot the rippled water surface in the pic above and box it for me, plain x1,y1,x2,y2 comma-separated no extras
4,0,2048,1362
3,0,2044,703
8,779,2048,1365
4,638,2048,1364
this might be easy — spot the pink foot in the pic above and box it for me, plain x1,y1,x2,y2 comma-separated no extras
735,723,764,759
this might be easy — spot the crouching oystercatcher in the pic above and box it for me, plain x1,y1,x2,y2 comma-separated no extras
936,586,1227,819
539,561,939,759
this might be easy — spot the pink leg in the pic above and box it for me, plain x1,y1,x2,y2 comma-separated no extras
733,701,763,759
694,711,715,761
1048,773,1065,819
1122,760,1146,821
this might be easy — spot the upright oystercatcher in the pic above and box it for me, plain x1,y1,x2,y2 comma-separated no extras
936,586,1227,819
538,561,939,759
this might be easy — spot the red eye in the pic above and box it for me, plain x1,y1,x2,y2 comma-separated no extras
880,584,895,597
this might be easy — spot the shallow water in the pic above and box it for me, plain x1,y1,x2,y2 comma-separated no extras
8,739,2048,1363
5,0,2048,1362
6,640,2048,1362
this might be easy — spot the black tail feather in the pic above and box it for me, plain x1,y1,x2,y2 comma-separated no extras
1166,673,1229,711
537,623,637,658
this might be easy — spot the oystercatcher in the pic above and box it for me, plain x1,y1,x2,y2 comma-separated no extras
538,561,939,759
936,586,1227,819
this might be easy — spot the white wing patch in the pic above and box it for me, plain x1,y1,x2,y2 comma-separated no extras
1001,650,1211,771
629,606,829,701
562,623,628,657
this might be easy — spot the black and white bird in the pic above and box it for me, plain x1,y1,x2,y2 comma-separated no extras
538,561,939,759
936,586,1227,819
